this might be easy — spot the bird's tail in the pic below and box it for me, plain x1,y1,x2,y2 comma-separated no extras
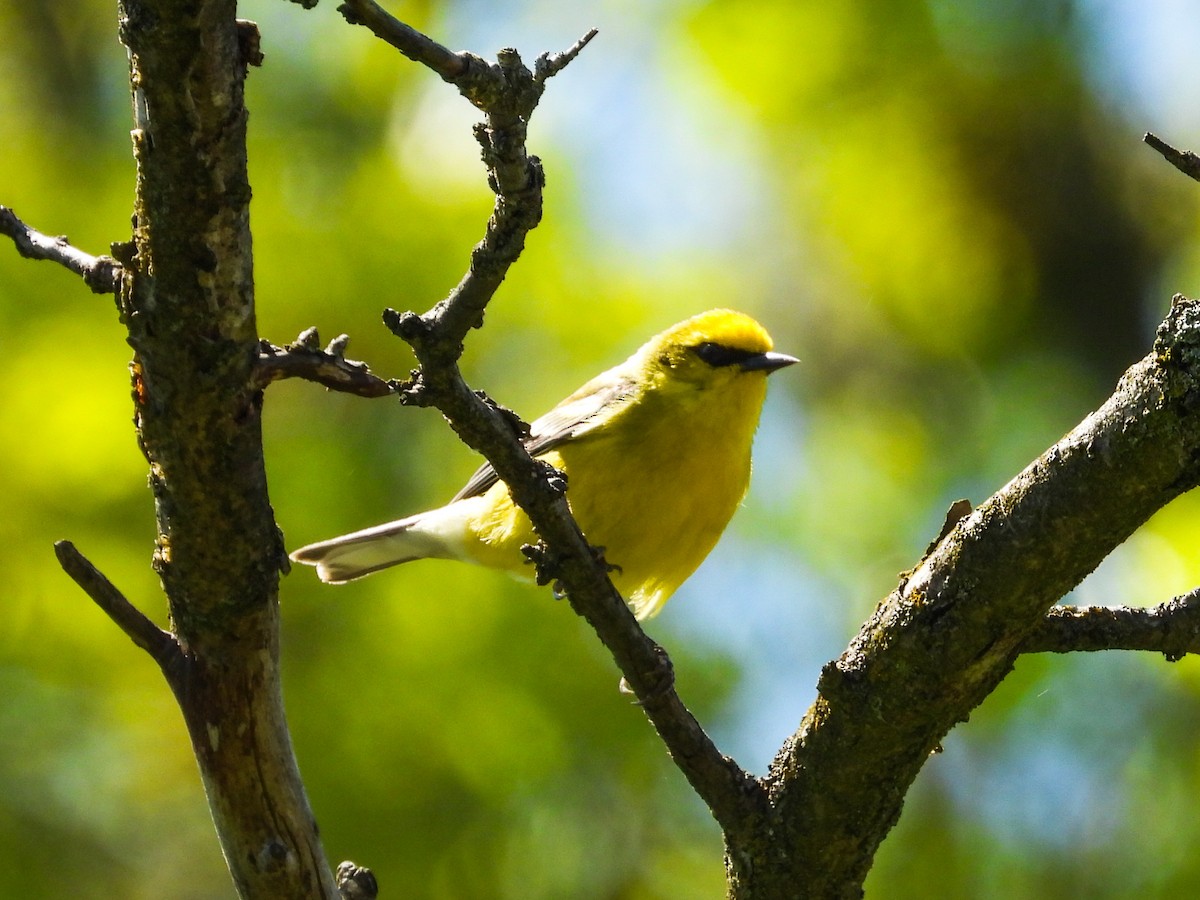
289,515,444,583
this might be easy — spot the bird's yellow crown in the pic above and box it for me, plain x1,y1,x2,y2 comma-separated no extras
639,308,774,371
658,308,774,352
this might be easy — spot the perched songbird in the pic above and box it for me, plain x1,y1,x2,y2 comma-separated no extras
290,309,797,620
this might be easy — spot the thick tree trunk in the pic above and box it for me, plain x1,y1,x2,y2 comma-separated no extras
117,2,335,896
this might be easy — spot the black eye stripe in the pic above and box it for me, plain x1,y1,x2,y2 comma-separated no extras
691,341,761,368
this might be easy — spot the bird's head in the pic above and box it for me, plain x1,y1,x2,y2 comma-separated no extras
638,309,798,393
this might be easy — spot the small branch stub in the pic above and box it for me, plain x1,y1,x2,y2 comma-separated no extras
336,861,378,900
0,206,123,294
1145,132,1200,182
534,28,598,83
255,329,395,397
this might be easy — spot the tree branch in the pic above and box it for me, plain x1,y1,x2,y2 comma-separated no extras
54,540,180,667
344,16,767,838
255,329,394,397
337,0,466,80
1022,588,1200,658
0,206,123,294
747,294,1200,894
533,29,598,83
1145,132,1200,182
338,0,597,100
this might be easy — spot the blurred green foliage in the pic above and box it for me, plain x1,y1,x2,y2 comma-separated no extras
3,0,1200,897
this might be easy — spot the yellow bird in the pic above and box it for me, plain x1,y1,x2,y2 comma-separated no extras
290,309,797,620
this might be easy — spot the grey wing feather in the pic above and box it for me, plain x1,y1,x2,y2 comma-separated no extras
451,369,637,501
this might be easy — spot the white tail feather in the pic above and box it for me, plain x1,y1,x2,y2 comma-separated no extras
289,501,479,583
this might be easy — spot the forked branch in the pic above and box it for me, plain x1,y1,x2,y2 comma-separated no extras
341,15,768,838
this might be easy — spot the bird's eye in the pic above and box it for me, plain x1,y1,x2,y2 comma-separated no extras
691,342,759,368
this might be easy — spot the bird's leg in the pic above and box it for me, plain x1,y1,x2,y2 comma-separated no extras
521,540,621,599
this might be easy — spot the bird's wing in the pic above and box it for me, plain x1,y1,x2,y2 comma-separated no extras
450,366,638,501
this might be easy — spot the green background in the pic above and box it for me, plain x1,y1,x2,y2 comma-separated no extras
3,1,1200,897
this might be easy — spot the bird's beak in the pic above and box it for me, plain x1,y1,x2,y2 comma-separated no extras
740,351,800,373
